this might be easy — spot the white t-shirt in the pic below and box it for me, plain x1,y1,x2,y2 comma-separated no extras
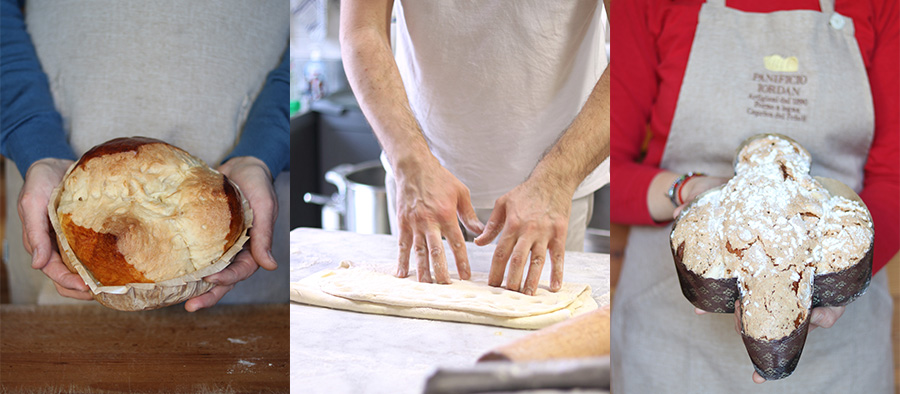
389,0,608,208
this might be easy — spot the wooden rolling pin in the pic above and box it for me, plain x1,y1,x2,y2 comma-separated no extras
478,304,610,362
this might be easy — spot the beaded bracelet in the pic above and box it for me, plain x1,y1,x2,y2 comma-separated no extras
666,172,705,207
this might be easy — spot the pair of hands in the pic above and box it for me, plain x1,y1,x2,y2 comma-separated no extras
393,157,571,296
18,156,278,312
678,175,847,384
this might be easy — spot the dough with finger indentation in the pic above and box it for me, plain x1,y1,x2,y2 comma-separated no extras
290,261,598,329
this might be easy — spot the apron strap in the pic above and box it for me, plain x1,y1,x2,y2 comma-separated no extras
706,0,725,7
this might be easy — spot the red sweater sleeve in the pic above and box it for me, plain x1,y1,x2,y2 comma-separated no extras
609,0,666,225
858,0,899,273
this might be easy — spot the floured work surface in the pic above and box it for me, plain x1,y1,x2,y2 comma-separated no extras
291,261,598,330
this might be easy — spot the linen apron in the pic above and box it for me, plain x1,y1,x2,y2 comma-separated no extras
611,0,893,392
5,0,290,305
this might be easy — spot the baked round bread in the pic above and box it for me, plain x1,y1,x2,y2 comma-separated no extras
50,137,252,310
670,134,873,380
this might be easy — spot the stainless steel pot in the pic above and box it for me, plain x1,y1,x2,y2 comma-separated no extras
304,161,390,234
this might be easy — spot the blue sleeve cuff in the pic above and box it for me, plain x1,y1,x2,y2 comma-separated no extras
222,48,290,178
1,0,75,177
2,115,76,175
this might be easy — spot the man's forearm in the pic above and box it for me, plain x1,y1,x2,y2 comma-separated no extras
530,66,611,195
339,3,434,174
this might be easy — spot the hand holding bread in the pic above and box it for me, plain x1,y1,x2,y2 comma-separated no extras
45,137,256,311
185,155,279,312
18,157,89,299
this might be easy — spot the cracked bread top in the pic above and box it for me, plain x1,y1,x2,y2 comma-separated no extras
56,137,244,285
671,135,872,340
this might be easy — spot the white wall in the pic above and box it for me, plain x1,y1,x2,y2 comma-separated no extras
291,0,342,60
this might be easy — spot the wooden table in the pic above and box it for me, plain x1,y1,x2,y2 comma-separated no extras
1,303,288,393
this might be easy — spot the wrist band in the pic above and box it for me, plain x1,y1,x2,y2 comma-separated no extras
666,172,705,207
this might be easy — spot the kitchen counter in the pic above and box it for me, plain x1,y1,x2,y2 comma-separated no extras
1,303,288,392
289,228,610,394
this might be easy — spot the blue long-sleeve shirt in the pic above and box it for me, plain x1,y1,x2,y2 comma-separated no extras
0,0,289,178
0,0,76,172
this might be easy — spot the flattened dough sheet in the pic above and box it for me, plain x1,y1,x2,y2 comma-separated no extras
290,261,599,330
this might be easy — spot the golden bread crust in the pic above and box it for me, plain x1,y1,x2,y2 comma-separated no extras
57,137,242,285
60,213,151,284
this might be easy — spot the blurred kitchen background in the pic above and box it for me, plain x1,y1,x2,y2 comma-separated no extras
289,0,611,254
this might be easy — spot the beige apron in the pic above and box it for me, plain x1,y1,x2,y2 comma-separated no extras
5,0,290,305
611,0,892,392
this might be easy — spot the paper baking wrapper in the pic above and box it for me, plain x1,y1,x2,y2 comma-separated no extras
47,163,253,311
672,241,739,313
670,175,873,379
739,306,810,381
